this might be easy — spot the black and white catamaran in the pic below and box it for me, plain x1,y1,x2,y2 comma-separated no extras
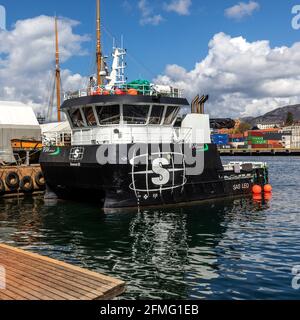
40,0,270,209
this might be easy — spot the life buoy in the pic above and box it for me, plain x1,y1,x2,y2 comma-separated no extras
35,172,46,189
5,172,20,190
92,88,103,96
20,176,34,193
128,89,138,96
0,178,5,195
115,89,126,95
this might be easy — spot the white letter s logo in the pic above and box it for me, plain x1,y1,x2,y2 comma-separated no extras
152,158,170,186
73,149,80,159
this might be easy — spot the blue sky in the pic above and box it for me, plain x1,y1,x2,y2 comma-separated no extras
1,0,299,80
1,0,300,118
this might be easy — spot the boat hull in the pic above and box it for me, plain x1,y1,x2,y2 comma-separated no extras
40,144,258,209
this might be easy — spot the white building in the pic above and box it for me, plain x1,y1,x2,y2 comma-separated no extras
0,101,41,163
282,126,300,149
256,122,281,130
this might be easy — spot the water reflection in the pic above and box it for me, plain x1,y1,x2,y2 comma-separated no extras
0,195,270,299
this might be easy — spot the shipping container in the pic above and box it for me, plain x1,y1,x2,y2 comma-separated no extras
267,140,283,145
230,137,246,142
248,138,267,144
263,133,283,141
229,134,244,139
211,134,229,145
248,131,264,137
251,144,269,149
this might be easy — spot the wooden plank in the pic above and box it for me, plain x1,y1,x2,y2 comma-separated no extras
1,248,116,292
3,254,112,294
0,244,125,300
0,244,123,285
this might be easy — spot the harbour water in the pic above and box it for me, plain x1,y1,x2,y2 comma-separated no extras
1,157,300,300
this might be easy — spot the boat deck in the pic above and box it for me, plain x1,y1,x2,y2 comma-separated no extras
219,148,300,156
0,244,125,300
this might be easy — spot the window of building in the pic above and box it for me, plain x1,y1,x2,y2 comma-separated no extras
96,105,120,125
68,108,85,128
123,105,150,125
148,105,165,125
83,106,97,126
164,106,179,125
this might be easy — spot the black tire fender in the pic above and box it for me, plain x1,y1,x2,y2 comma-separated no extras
20,176,34,193
35,171,45,189
5,172,20,190
0,178,5,195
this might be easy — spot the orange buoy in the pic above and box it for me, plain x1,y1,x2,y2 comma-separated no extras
103,90,110,95
253,194,263,202
252,185,262,194
128,89,138,96
264,184,273,193
264,192,272,201
92,88,102,95
115,89,126,95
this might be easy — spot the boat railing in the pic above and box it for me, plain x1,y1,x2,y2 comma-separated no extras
223,162,268,172
42,132,72,147
63,84,184,101
42,127,194,147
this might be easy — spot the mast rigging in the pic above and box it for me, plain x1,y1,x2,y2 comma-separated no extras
96,0,103,86
55,16,61,122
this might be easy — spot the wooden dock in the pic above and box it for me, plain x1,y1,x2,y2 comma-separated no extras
0,244,125,300
219,148,300,156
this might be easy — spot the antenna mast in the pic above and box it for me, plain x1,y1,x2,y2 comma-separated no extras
55,16,61,122
96,0,102,86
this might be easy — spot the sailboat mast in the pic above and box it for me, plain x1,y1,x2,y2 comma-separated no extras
96,0,102,86
55,16,61,122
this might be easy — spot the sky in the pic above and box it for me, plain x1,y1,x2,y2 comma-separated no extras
0,0,300,118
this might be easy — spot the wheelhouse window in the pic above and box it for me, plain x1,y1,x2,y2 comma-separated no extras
96,105,120,125
68,108,85,128
83,106,97,126
123,105,150,125
149,105,165,125
164,106,179,125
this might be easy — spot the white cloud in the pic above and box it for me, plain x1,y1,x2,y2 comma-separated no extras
138,0,164,26
154,32,300,118
0,15,89,118
164,0,192,16
225,1,260,21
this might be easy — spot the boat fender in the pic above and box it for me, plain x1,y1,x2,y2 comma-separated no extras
252,185,262,194
5,172,20,190
35,172,46,189
264,184,272,193
20,176,34,193
0,178,5,195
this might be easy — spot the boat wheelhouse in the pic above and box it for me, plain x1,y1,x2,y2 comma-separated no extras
60,89,195,146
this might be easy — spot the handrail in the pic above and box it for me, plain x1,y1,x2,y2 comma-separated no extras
63,84,184,101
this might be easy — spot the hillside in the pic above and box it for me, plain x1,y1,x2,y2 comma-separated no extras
242,104,300,126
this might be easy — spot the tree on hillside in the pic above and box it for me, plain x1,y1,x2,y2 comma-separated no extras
236,122,251,133
285,112,294,126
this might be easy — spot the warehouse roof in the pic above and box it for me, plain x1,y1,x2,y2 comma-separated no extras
0,101,40,127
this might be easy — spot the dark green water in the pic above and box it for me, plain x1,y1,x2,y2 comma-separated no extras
1,157,300,300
